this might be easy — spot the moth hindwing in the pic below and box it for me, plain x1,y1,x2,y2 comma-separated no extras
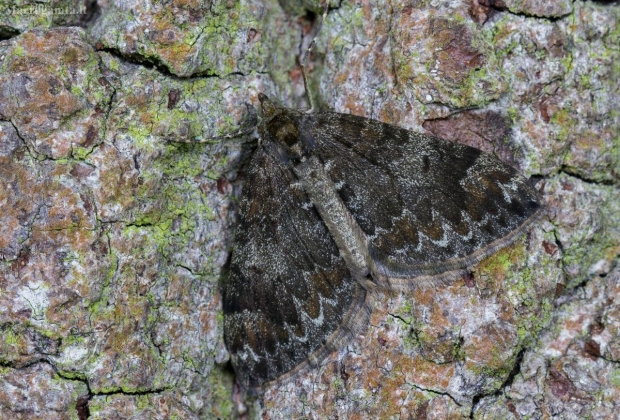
222,94,543,392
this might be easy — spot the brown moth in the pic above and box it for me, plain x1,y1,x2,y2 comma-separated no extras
168,3,546,394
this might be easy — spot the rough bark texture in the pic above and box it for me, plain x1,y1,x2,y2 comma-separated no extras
0,0,618,419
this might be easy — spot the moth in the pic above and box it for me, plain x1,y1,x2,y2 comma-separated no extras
217,7,543,394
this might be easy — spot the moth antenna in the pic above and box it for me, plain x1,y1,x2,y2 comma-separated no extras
301,1,329,114
167,102,258,144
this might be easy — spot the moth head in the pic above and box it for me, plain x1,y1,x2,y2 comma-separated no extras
259,93,309,161
258,93,282,120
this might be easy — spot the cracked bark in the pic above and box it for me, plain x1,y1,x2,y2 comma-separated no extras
0,0,618,419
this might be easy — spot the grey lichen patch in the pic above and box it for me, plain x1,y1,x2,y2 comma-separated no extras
487,14,574,175
0,27,112,160
0,155,41,261
0,363,89,420
546,173,620,288
503,0,573,19
558,2,620,183
88,0,299,87
316,1,398,118
208,364,236,419
411,15,506,108
456,228,557,390
488,2,620,180
88,392,200,419
0,323,60,366
317,0,506,128
88,51,270,226
474,265,620,418
0,153,113,354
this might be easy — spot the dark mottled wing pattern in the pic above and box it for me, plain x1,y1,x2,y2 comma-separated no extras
222,94,543,392
301,113,542,280
223,145,366,391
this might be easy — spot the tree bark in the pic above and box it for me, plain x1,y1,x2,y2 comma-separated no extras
0,0,618,418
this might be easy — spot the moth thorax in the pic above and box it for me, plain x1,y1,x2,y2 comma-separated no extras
268,115,307,160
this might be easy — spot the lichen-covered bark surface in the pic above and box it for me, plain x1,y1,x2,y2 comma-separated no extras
0,0,618,419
